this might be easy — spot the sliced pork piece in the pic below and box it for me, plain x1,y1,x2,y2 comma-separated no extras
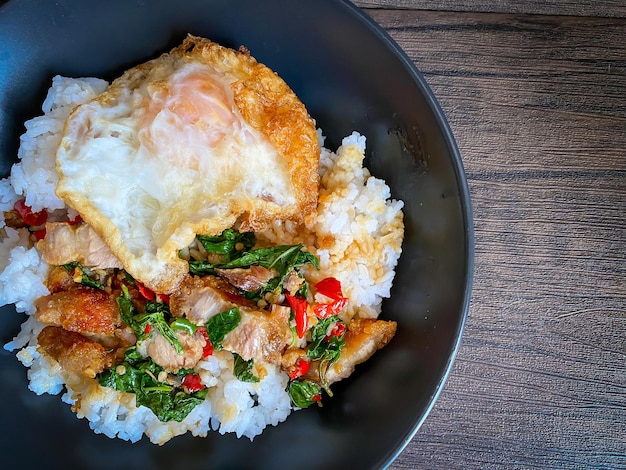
2,209,27,229
323,318,396,385
282,268,303,295
37,325,115,378
37,222,123,269
215,265,277,292
171,274,292,365
145,330,206,372
35,285,121,336
46,266,75,293
222,304,292,364
170,274,256,325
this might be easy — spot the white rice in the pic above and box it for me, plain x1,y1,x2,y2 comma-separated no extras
259,131,404,321
9,76,108,213
0,76,404,444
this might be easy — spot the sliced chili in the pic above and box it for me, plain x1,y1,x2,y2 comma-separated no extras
197,326,214,357
14,199,48,227
32,228,47,241
288,357,310,380
285,293,308,339
314,277,343,300
136,281,156,301
326,321,346,340
156,293,170,304
313,297,348,319
67,214,83,225
181,373,205,393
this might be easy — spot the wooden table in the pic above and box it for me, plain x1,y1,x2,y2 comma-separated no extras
351,1,626,468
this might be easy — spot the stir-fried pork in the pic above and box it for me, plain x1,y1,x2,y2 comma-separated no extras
2,209,27,229
214,266,277,292
172,274,293,364
38,326,115,378
282,269,303,295
324,318,396,384
37,222,123,269
170,274,255,324
46,266,76,293
222,304,292,363
145,330,207,372
35,285,121,336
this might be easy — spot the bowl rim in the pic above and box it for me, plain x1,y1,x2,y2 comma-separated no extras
338,1,475,466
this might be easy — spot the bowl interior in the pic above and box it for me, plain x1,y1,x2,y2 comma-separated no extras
0,0,472,468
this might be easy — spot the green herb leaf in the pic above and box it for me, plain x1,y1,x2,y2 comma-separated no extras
216,244,318,272
117,289,182,354
288,380,321,408
233,353,259,383
170,318,197,335
175,367,197,380
189,244,319,298
196,229,255,261
140,388,208,423
61,261,105,290
205,308,241,351
117,285,137,328
307,317,346,364
136,302,182,354
98,349,206,422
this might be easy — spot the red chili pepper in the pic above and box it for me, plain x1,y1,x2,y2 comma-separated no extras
32,228,47,241
14,199,48,226
67,214,83,225
156,293,170,304
288,357,310,380
314,277,343,300
136,281,156,301
136,281,169,304
285,293,308,339
182,374,206,393
326,322,346,340
144,324,151,335
313,297,348,319
312,394,322,403
197,326,213,357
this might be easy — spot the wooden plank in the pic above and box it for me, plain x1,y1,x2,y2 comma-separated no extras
352,0,626,19
368,11,626,174
366,9,626,469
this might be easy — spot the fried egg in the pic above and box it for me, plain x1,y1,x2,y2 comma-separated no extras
56,35,320,293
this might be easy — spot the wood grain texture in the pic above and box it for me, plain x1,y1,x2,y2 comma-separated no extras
353,0,626,19
357,6,626,469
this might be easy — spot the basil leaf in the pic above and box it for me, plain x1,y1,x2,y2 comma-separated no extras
170,318,197,335
140,388,208,423
307,317,345,364
205,308,241,351
176,367,196,380
214,244,318,272
196,229,255,260
117,285,137,328
98,350,206,422
233,353,259,383
188,260,215,276
117,289,182,354
61,261,105,290
136,302,182,354
189,244,319,297
288,380,321,408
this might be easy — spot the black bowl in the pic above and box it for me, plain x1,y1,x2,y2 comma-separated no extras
0,0,473,468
